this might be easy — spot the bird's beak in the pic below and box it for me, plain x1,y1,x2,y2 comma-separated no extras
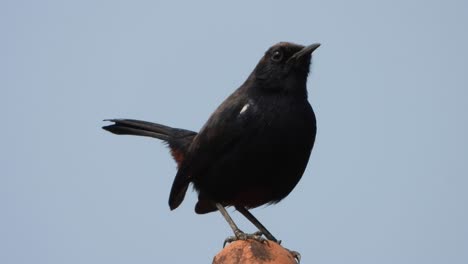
288,43,321,64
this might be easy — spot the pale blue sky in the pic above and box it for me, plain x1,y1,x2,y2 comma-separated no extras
2,1,467,263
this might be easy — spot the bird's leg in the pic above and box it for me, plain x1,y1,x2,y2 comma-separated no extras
215,203,265,247
235,206,278,242
236,206,302,263
215,203,243,238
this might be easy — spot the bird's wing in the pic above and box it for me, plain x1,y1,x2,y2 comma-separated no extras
168,89,260,209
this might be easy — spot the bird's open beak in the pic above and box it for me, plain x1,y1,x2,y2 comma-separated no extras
288,43,321,64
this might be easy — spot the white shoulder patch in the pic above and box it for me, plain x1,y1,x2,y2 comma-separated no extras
239,104,249,114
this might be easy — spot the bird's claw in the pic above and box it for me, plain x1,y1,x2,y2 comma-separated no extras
222,230,300,263
288,249,301,263
223,230,266,247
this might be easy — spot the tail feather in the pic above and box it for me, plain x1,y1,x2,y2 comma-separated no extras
102,119,197,162
102,118,197,211
103,119,174,140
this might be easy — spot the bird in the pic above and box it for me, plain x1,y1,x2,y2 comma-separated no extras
102,42,320,246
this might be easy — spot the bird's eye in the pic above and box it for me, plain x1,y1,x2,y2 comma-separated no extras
271,50,283,62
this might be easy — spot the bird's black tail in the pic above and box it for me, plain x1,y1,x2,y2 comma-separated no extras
103,119,197,211
102,119,173,139
102,119,197,165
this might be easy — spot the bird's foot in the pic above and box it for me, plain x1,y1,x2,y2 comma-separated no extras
286,249,301,263
223,230,265,247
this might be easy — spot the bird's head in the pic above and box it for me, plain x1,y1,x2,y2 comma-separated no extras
251,42,320,95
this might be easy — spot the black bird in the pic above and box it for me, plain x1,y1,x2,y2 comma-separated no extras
103,42,320,245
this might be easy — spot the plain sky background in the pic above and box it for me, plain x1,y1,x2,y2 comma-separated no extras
2,0,467,263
